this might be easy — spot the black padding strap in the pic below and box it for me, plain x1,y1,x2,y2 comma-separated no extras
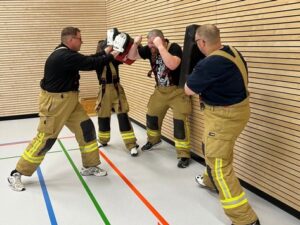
80,119,96,142
146,114,159,130
98,117,110,132
117,113,131,132
173,119,186,139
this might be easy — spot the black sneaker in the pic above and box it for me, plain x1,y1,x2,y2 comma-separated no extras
177,157,190,168
141,140,162,151
232,220,260,225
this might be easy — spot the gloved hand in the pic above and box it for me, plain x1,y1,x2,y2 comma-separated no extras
107,28,119,46
113,33,129,53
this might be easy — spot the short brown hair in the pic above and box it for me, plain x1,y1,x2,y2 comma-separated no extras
196,24,220,45
61,27,81,43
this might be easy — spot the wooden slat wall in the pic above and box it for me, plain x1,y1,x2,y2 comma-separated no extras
0,0,107,117
106,0,300,212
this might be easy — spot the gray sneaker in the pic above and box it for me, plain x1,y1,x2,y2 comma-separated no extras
80,166,107,177
8,172,25,191
195,175,216,192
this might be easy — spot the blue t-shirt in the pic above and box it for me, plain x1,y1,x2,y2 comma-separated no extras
186,45,247,106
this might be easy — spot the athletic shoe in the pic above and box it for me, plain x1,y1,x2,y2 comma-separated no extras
8,172,25,191
80,166,107,176
141,140,162,151
232,220,260,225
195,175,216,192
130,147,138,157
177,157,190,168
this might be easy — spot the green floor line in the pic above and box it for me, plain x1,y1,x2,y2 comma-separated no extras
58,139,111,225
0,148,79,161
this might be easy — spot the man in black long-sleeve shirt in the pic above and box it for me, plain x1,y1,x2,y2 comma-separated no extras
8,27,118,191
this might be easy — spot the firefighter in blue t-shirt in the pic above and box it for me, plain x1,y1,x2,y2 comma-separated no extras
185,24,260,225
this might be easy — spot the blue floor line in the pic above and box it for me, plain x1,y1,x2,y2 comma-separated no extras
37,167,58,225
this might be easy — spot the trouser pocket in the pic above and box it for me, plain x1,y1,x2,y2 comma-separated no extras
205,133,235,159
38,116,55,134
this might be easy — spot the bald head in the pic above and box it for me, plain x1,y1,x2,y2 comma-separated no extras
195,24,222,55
196,24,220,45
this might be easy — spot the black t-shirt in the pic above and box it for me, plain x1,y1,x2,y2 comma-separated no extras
96,60,123,84
186,45,247,106
41,43,114,92
138,42,182,86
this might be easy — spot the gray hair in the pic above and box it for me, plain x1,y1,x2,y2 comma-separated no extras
61,26,81,43
147,29,164,39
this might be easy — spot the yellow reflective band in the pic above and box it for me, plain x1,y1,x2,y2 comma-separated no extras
80,142,98,154
22,151,44,164
98,132,110,138
221,192,246,203
121,132,135,140
221,192,248,209
147,129,160,137
215,158,232,199
222,198,248,209
174,140,191,149
29,132,45,155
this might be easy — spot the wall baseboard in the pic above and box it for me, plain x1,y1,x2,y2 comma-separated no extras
0,113,38,121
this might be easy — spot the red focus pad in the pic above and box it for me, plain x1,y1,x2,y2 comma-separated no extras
115,41,135,65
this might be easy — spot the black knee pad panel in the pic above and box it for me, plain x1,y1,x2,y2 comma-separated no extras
173,119,185,139
146,114,158,130
98,117,110,132
80,119,96,142
117,113,131,132
38,138,57,156
207,165,219,194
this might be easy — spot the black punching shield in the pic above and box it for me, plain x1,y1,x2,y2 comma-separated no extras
179,24,206,87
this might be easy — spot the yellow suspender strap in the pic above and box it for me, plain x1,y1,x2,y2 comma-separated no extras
101,62,117,80
109,62,117,76
209,46,249,95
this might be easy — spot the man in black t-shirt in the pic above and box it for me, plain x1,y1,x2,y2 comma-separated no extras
128,29,192,168
185,24,260,225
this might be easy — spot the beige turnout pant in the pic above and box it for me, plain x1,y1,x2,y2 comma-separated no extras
146,86,191,158
201,97,258,225
96,83,137,151
16,90,100,176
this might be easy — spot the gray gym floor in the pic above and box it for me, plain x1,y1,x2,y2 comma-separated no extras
0,115,298,225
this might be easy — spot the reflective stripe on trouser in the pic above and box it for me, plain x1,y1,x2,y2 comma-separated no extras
147,86,191,158
120,130,137,150
96,84,137,150
79,141,100,167
98,131,110,144
16,91,100,176
203,97,258,225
